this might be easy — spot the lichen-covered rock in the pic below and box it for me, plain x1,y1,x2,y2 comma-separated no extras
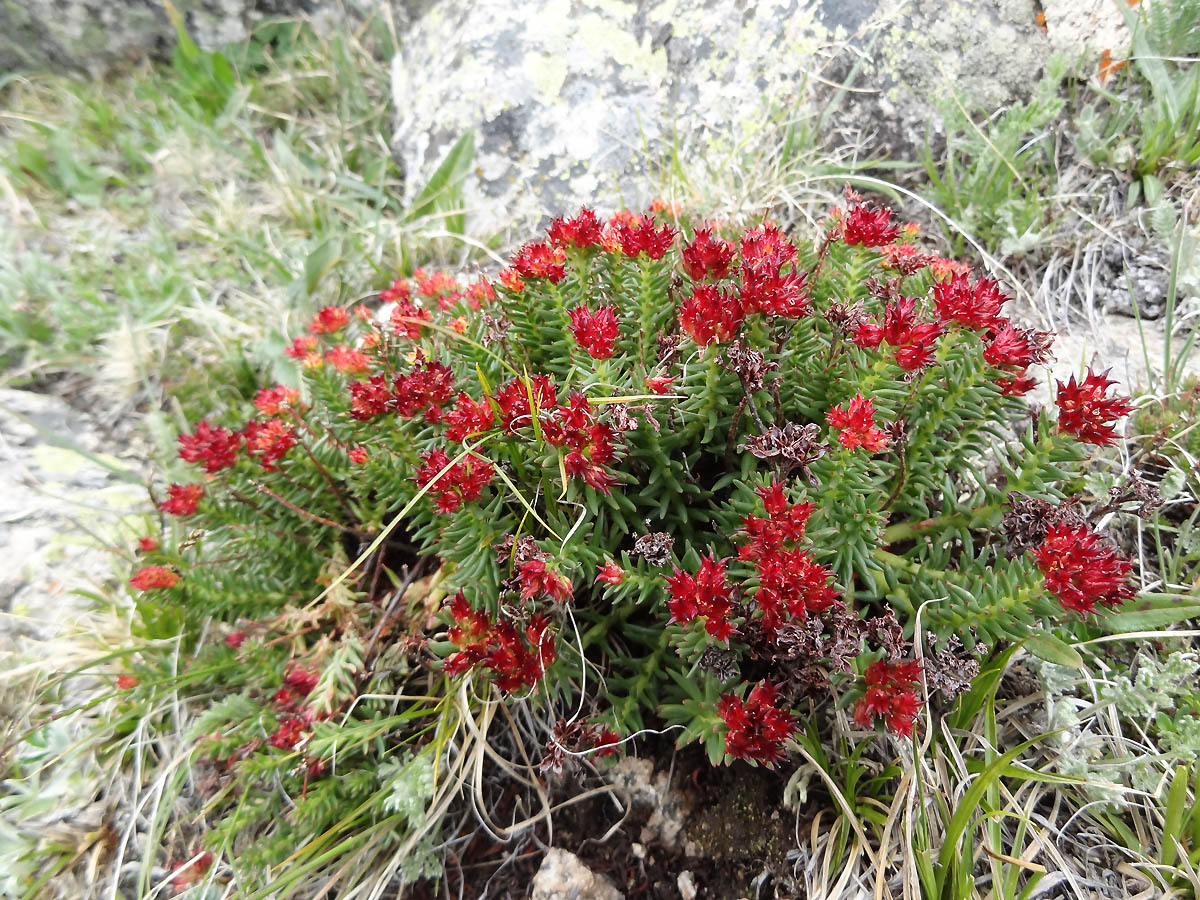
390,0,1125,239
530,848,624,900
0,0,410,76
0,389,144,653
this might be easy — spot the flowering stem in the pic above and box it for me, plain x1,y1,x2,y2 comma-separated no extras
253,482,360,535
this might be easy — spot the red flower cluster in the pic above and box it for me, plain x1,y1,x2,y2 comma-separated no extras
325,344,370,374
548,208,603,249
178,421,240,473
499,267,525,293
130,566,180,590
841,205,900,247
682,226,735,280
269,715,309,750
254,385,302,417
413,267,458,299
645,374,676,394
541,392,618,493
1032,523,1134,614
982,322,1053,395
138,536,160,552
826,394,890,453
170,850,214,890
116,674,139,690
739,483,837,637
160,482,204,516
379,275,411,302
242,418,297,471
308,306,349,334
1054,369,1135,447
413,448,495,514
854,297,943,371
718,681,796,766
496,375,558,431
568,304,620,358
284,665,320,696
679,284,743,346
393,359,454,421
512,240,567,282
348,374,392,421
443,591,556,692
518,559,574,602
348,446,368,464
390,299,432,339
853,660,921,737
933,273,1008,331
611,216,676,260
284,335,319,359
739,224,809,318
595,561,624,585
444,392,496,442
666,554,736,641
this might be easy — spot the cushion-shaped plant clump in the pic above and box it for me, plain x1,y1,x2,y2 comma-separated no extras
127,190,1152,889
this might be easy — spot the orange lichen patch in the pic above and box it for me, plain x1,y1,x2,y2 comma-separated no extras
1099,49,1128,83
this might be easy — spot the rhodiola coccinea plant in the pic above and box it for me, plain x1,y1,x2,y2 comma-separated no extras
135,189,1151,787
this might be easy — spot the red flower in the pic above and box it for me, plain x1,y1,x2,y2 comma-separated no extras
160,483,204,516
243,419,297,471
308,306,350,334
170,851,214,890
853,297,943,371
348,446,368,464
826,394,890,453
645,374,677,394
225,631,247,649
568,305,620,358
841,206,900,246
666,554,736,641
130,566,180,590
595,562,624,585
612,216,676,259
254,385,302,416
739,482,815,561
1032,523,1135,614
393,359,455,420
443,592,556,692
495,375,557,432
933,272,1008,331
444,392,496,442
284,665,320,696
390,299,432,339
499,267,526,293
413,448,495,514
540,394,618,493
1055,369,1135,446
284,335,319,359
178,421,240,473
983,322,1053,371
466,278,496,308
754,548,838,636
682,226,735,280
547,208,604,249
854,660,922,737
512,240,567,282
269,715,308,750
379,276,411,302
718,681,796,766
138,536,160,553
415,268,457,298
679,284,744,346
518,559,574,602
325,344,370,374
844,205,902,247
739,223,798,272
116,674,139,690
997,373,1038,396
348,375,392,421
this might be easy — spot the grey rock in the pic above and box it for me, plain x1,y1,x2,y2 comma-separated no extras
0,0,409,76
390,0,1119,240
0,389,145,650
530,848,624,900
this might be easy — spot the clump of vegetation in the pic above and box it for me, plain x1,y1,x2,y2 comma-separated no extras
88,187,1192,896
